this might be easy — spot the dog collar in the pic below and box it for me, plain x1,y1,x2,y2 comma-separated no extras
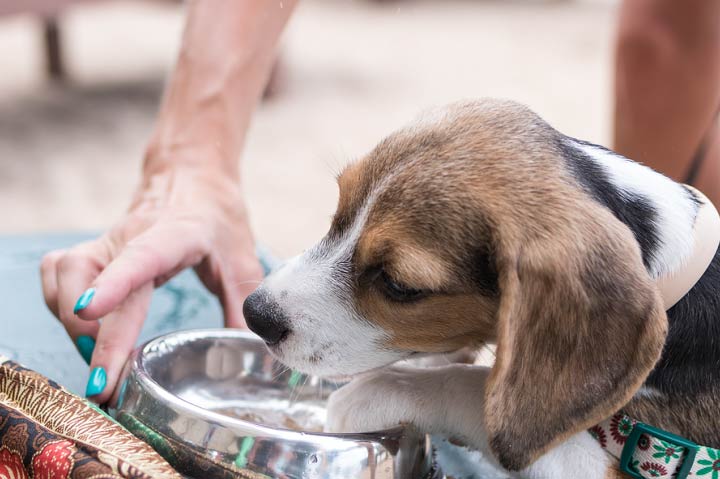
587,188,720,478
656,186,720,310
590,412,720,479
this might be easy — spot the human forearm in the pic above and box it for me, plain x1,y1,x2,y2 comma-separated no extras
145,0,298,178
614,0,720,180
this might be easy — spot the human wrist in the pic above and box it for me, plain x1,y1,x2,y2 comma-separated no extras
142,139,240,180
132,152,243,214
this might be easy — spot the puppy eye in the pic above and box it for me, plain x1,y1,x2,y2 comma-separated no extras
380,271,427,302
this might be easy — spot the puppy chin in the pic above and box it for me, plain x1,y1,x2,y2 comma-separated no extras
266,334,410,379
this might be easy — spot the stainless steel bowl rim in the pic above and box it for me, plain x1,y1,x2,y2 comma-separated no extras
118,328,438,479
130,328,406,442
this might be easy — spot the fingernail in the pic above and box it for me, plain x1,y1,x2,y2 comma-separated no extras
75,336,95,364
74,288,95,314
85,366,106,397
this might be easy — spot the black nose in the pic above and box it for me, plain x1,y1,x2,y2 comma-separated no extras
243,290,290,345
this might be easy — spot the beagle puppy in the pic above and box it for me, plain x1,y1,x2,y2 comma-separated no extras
243,99,720,479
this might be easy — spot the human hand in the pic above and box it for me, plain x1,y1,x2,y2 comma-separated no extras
40,165,263,403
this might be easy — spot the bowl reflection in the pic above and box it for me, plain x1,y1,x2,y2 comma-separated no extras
115,329,439,479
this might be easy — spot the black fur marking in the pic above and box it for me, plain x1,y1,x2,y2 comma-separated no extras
646,244,720,395
470,246,499,296
681,183,703,208
557,137,717,396
557,137,661,271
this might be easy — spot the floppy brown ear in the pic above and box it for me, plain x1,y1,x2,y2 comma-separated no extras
484,210,668,471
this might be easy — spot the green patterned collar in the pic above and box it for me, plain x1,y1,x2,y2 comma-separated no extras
590,413,720,479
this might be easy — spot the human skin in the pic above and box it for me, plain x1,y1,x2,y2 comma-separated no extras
40,0,298,404
614,0,720,206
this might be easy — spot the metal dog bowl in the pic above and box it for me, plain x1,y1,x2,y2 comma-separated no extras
115,329,439,479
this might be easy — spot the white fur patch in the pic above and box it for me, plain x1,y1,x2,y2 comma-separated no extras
327,365,497,457
261,255,406,377
261,197,408,376
327,365,612,479
575,142,697,279
521,431,610,479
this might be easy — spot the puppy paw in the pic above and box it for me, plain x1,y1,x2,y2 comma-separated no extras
325,366,432,434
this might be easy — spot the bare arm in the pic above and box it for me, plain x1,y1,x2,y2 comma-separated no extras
146,0,297,178
41,0,297,404
614,0,720,205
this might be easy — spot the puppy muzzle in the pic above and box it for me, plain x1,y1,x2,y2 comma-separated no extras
243,290,291,345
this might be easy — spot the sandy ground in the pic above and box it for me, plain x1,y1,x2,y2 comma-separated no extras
0,0,617,257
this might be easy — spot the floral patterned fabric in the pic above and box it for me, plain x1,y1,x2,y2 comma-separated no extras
591,412,720,478
0,356,180,479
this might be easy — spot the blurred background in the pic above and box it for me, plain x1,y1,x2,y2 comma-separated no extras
0,0,614,257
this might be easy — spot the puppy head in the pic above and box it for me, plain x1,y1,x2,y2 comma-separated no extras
243,99,667,469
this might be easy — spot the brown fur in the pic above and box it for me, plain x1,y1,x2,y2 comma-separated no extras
486,210,667,469
358,289,497,352
333,100,669,470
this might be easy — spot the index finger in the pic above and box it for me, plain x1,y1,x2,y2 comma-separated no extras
75,222,209,321
55,243,107,340
85,282,153,405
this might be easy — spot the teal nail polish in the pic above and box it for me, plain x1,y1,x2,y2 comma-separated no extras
74,288,95,314
75,335,95,364
85,366,106,397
